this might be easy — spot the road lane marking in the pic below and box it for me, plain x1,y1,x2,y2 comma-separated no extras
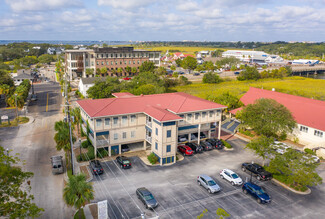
46,93,49,112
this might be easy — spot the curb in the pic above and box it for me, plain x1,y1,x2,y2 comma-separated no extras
20,116,35,126
271,178,311,195
224,147,234,151
85,165,93,182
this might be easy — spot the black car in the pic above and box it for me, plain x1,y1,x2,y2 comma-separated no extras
136,187,158,209
242,182,271,204
185,142,203,153
193,132,207,139
89,160,104,175
116,156,132,169
206,138,224,150
121,144,130,153
241,163,272,181
200,141,213,151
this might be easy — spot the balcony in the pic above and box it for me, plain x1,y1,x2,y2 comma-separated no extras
88,132,109,147
146,121,152,128
146,135,152,143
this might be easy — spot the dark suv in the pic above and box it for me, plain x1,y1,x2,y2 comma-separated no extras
241,163,272,181
185,142,203,153
89,160,104,175
242,182,271,204
116,156,132,169
200,141,213,151
206,138,224,150
136,187,158,209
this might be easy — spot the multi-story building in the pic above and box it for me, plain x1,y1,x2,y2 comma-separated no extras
65,47,160,80
77,92,226,165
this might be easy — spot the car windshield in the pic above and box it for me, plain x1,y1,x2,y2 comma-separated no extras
231,173,239,179
123,160,130,164
187,150,192,152
255,188,265,195
208,180,216,186
144,194,154,201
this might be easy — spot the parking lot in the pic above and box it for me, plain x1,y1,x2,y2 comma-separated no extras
90,138,325,219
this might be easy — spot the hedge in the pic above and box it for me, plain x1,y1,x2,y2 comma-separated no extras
147,152,158,165
221,139,232,149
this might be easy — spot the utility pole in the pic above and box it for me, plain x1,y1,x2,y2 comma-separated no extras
14,93,18,122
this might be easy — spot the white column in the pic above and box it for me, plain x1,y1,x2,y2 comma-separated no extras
94,133,97,159
198,124,201,145
109,146,111,157
143,140,147,150
118,144,121,155
218,121,221,139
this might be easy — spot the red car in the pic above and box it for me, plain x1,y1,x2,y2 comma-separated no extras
123,77,131,80
178,145,194,156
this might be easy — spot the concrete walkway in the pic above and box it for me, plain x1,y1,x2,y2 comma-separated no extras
83,205,94,219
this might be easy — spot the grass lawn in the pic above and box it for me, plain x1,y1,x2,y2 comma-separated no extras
174,76,325,101
0,116,29,128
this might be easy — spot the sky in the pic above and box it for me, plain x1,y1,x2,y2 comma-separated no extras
1,0,325,42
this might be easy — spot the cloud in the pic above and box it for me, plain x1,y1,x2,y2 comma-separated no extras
5,0,82,12
98,0,155,9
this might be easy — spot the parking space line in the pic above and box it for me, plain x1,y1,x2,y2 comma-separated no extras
169,195,195,218
116,201,130,219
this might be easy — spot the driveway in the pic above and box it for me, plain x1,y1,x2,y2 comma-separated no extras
90,138,325,219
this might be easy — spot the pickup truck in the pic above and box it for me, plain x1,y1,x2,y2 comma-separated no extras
241,163,272,181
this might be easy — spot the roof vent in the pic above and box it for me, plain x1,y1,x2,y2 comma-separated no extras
272,88,275,91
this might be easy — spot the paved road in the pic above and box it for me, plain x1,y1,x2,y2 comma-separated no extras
0,82,73,218
90,138,325,219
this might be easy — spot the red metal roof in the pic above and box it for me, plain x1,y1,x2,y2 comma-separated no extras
112,92,135,98
229,107,242,115
77,92,226,122
240,87,325,131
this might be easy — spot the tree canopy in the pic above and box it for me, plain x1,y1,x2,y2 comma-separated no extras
0,146,44,218
139,61,155,72
237,66,260,81
207,92,243,110
240,98,296,137
202,72,222,84
181,56,197,73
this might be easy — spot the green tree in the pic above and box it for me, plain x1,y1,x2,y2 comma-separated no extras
87,77,121,99
268,149,322,190
230,65,237,71
203,61,215,71
71,107,81,137
208,92,243,110
63,174,94,219
245,136,274,165
237,66,261,81
202,72,222,84
125,66,131,74
139,61,155,72
182,56,197,74
38,54,55,64
100,67,107,74
170,65,176,71
0,146,44,218
133,84,157,95
86,68,94,76
216,57,240,68
240,98,296,137
131,67,137,75
155,66,167,76
175,58,182,67
172,72,179,78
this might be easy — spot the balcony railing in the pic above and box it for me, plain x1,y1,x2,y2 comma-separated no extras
146,135,152,143
88,133,109,147
146,121,152,128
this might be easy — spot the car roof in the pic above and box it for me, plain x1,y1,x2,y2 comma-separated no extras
245,182,262,190
223,169,236,174
137,187,151,195
199,174,213,181
120,156,129,160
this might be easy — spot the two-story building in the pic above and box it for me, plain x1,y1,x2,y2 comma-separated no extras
77,92,226,165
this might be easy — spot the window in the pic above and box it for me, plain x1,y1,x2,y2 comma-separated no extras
137,61,140,64
101,61,104,65
156,128,158,135
133,61,135,64
195,113,200,120
167,145,171,153
314,130,323,137
167,130,171,138
209,111,214,118
187,114,192,120
105,118,110,126
96,119,102,127
131,115,136,123
114,133,118,140
120,61,122,65
111,61,113,65
300,126,308,133
122,116,127,124
202,112,206,118
122,132,127,139
96,61,99,65
113,117,118,125
155,142,158,150
217,110,220,116
124,61,127,64
106,61,109,65
129,61,131,64
131,131,135,138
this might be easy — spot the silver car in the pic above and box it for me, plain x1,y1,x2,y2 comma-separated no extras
197,174,221,193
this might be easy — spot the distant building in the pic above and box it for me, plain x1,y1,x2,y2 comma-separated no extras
292,59,319,65
32,46,41,50
77,92,226,165
47,47,64,55
65,47,160,80
196,51,210,58
264,55,284,64
230,87,325,145
222,50,269,63
13,73,33,86
78,77,106,97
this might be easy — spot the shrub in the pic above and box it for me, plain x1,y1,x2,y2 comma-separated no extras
202,72,222,84
97,148,108,157
304,148,316,155
147,152,158,165
221,139,232,148
77,145,95,162
238,128,254,137
81,140,91,148
278,132,287,141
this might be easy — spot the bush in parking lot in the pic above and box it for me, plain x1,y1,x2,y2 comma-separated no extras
304,148,316,155
221,140,232,149
97,148,108,158
77,145,95,162
238,128,254,137
81,140,91,148
147,152,158,165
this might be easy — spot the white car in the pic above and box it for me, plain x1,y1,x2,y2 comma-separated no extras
220,169,243,186
272,142,291,154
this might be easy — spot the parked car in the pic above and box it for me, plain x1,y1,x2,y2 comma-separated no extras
50,155,64,174
178,135,188,143
234,71,240,75
185,142,203,153
89,160,104,175
121,144,130,153
116,156,132,169
177,145,194,156
197,174,221,193
241,163,272,181
136,187,158,209
31,94,37,101
190,133,197,141
242,182,271,204
200,141,213,151
220,169,243,186
193,72,200,76
206,138,224,150
123,77,131,80
272,141,290,154
193,132,206,139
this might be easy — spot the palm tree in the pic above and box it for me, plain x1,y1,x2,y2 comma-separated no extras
71,107,81,136
63,174,94,219
0,84,10,107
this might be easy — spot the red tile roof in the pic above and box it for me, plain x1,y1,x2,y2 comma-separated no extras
77,92,226,122
240,87,325,131
229,107,242,115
